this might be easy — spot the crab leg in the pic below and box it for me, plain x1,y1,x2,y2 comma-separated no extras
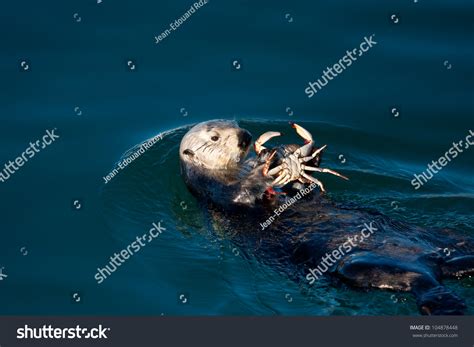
262,150,277,176
301,165,349,180
272,171,291,187
254,131,281,155
301,145,327,162
301,172,326,192
267,164,284,176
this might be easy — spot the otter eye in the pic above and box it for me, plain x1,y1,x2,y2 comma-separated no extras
211,136,219,142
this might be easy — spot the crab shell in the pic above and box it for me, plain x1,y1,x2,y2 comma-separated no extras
254,123,348,191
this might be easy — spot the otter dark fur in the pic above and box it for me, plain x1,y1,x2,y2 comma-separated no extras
180,120,474,315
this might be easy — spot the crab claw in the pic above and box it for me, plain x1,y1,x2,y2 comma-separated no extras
290,122,314,157
254,131,281,155
289,122,313,145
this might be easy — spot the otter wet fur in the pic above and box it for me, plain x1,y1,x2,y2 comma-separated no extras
179,119,474,315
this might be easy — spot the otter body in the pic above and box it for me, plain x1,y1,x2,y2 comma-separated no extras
180,120,474,315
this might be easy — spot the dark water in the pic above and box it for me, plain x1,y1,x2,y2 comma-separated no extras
0,0,472,315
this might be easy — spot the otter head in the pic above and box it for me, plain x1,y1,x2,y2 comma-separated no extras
179,120,252,177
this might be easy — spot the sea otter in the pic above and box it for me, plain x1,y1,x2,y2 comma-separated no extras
179,119,474,315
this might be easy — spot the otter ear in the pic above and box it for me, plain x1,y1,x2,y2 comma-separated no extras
183,149,195,157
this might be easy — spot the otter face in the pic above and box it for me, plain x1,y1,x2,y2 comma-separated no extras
180,120,252,172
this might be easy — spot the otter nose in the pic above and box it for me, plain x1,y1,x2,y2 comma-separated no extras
238,130,252,149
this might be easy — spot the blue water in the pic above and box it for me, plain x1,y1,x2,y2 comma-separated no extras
0,0,472,315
